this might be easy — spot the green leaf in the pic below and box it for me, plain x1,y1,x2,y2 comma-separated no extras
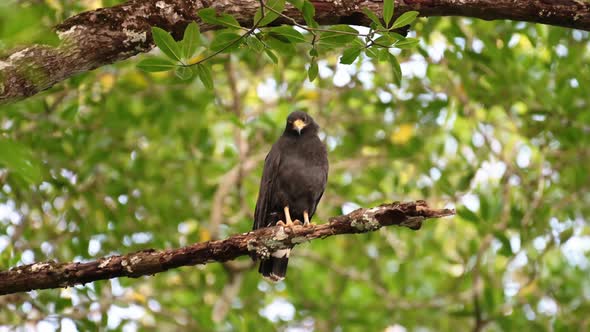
210,31,242,52
365,46,380,60
395,37,419,49
265,32,289,45
246,36,264,52
383,0,394,27
61,103,79,121
267,26,306,43
457,207,480,224
449,310,474,317
484,286,496,312
264,48,279,64
559,227,574,243
175,66,192,80
387,32,407,40
0,139,42,184
373,34,398,47
265,33,296,55
378,48,390,61
181,22,201,59
308,58,318,82
286,0,303,10
196,64,213,89
458,169,476,191
340,46,362,64
302,0,317,28
391,11,419,29
254,0,286,27
197,8,241,29
137,57,177,72
362,8,383,28
151,27,182,61
318,25,358,48
480,195,490,221
495,232,512,257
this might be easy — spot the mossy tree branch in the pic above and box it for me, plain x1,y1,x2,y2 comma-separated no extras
0,200,454,296
1,0,589,104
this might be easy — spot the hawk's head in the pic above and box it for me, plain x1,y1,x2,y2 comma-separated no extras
285,111,319,136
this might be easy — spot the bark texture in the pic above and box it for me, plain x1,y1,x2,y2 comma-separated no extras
1,0,589,104
0,200,453,295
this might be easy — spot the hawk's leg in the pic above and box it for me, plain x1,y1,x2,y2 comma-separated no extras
303,210,312,226
284,206,294,226
275,206,293,227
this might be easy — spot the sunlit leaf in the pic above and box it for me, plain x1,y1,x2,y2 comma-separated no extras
197,8,241,29
365,46,380,59
362,8,383,29
340,46,362,64
246,36,265,52
175,66,192,80
391,10,419,29
264,48,279,63
373,34,397,47
395,37,419,49
457,207,480,224
210,31,242,52
390,124,414,144
318,25,358,48
301,0,317,28
286,0,303,10
265,33,297,55
181,22,201,60
383,0,394,27
495,232,512,256
0,139,42,184
196,63,213,88
137,57,176,72
559,227,574,243
151,27,182,61
308,58,318,81
267,26,306,43
388,53,402,85
253,0,285,26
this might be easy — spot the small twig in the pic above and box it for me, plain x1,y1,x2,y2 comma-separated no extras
258,0,265,18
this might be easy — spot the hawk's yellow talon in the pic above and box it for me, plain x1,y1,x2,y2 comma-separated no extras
303,211,311,226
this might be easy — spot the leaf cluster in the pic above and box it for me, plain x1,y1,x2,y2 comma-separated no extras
138,0,420,87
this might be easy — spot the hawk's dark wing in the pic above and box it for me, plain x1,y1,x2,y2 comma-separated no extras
253,144,281,230
310,147,329,218
315,161,329,214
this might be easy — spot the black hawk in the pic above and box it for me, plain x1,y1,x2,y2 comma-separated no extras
253,111,329,281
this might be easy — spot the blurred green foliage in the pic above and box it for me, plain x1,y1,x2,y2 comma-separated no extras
1,1,590,331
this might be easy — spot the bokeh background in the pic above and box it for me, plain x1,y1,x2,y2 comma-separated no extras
1,1,589,331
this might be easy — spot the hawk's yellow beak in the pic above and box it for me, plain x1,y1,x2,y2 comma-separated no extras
293,119,306,134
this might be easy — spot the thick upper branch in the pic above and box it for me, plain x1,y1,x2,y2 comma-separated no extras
0,200,454,295
1,0,589,104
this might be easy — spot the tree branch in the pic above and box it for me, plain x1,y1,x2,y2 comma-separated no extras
1,0,589,104
0,200,453,295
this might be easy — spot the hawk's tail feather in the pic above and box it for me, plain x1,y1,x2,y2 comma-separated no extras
259,249,290,282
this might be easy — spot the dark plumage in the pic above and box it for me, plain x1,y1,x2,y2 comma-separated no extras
253,111,329,281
